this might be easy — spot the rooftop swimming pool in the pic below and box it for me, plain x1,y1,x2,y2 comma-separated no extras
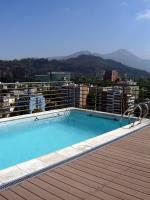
0,108,149,189
0,109,128,169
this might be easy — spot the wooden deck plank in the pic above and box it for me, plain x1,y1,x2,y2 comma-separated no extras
94,146,150,164
10,185,44,200
60,165,109,185
107,146,150,160
95,148,150,167
0,190,25,200
53,168,103,189
87,153,150,174
28,178,81,200
113,177,150,195
106,181,150,200
20,181,64,200
0,126,150,200
116,173,150,189
90,190,122,200
101,186,141,200
68,161,118,179
63,163,150,195
38,174,95,199
0,195,8,200
67,161,150,189
46,171,96,193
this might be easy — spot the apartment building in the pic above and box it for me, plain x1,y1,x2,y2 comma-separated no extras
97,87,135,114
74,85,89,108
35,72,71,82
16,94,45,114
0,95,16,118
104,70,119,82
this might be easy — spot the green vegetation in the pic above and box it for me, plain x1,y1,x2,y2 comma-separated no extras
0,55,149,82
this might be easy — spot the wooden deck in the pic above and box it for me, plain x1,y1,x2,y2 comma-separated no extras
0,126,150,200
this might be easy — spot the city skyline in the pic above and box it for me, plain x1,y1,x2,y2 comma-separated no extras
0,0,150,60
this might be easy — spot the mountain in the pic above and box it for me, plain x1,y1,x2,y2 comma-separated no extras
100,49,150,72
48,49,150,72
0,55,149,82
57,55,150,78
48,51,92,60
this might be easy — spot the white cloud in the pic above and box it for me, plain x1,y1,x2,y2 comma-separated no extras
136,9,150,20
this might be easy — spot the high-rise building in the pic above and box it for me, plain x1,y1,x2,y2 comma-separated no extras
0,94,16,118
97,87,135,114
74,85,89,108
104,70,119,82
35,72,71,82
16,95,45,114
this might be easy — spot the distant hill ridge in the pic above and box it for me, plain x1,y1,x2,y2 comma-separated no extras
48,51,93,61
0,54,150,82
100,49,150,73
48,49,150,72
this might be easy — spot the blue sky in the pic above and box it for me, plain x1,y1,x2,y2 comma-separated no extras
0,0,150,59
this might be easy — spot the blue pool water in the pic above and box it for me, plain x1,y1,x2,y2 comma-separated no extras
0,110,128,169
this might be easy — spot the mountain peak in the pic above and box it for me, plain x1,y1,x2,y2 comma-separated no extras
116,49,131,53
48,50,92,61
101,49,150,72
110,49,137,57
48,49,150,72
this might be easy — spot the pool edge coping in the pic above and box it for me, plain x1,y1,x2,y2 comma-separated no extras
0,107,149,189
